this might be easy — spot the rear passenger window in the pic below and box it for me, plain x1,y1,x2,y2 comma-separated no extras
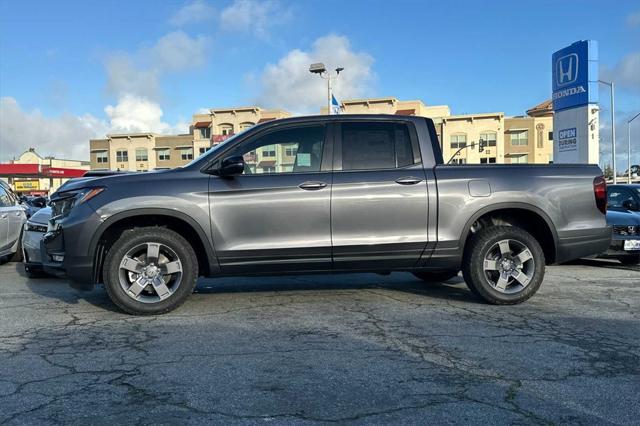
341,122,418,171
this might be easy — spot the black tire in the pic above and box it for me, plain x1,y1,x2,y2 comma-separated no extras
462,226,545,305
413,270,459,283
618,255,640,265
103,227,198,315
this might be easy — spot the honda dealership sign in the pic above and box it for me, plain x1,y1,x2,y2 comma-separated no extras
552,40,599,164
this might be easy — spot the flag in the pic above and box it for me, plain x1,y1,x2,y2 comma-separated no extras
331,94,341,115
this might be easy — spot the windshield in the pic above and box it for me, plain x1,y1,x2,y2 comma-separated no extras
183,128,251,168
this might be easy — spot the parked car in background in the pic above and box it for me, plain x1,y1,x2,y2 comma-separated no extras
42,115,611,315
22,207,51,277
603,184,640,264
0,181,27,262
19,195,48,218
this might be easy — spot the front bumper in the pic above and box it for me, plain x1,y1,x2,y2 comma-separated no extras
22,229,44,266
41,204,103,290
601,234,640,257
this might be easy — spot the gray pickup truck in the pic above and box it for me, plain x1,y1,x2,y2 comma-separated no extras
43,115,611,315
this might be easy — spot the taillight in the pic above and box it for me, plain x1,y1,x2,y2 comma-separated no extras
593,176,607,214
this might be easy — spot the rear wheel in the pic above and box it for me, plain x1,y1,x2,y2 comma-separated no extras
618,255,640,265
412,270,459,283
103,227,198,315
462,226,545,305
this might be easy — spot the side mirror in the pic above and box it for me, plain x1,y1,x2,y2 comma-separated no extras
218,155,245,177
622,199,639,211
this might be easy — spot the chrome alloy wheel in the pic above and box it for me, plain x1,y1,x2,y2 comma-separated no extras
118,242,183,303
482,239,535,294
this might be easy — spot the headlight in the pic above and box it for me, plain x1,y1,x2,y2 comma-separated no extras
50,187,105,219
25,221,48,233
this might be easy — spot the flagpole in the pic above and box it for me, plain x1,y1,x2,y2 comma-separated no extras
327,73,332,115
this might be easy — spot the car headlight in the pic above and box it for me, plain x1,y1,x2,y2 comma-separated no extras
50,187,105,219
25,221,48,233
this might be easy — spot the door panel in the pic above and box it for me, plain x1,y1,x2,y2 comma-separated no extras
208,123,332,274
0,207,9,252
7,204,25,249
331,120,429,270
331,168,428,269
210,173,331,273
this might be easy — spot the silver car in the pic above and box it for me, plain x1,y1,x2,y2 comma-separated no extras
22,206,51,277
0,181,27,262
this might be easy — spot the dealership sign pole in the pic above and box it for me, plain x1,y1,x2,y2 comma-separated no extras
552,40,599,167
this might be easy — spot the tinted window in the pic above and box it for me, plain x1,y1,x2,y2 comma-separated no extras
0,187,12,207
608,188,635,209
342,122,417,171
232,125,325,174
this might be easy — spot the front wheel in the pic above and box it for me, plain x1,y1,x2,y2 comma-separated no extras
103,227,198,315
462,226,545,305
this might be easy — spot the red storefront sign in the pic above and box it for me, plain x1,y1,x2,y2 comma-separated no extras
0,163,86,178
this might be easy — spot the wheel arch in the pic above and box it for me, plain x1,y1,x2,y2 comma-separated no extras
460,203,559,265
89,208,218,283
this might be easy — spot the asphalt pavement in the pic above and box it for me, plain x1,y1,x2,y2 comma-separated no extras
0,260,638,425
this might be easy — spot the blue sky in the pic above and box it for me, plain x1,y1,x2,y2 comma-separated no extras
0,0,638,165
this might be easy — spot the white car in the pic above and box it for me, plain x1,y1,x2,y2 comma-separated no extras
0,181,27,262
22,206,51,277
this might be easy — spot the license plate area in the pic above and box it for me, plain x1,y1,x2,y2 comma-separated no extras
623,239,640,251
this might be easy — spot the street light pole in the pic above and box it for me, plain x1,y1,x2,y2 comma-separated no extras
629,112,640,183
309,63,344,115
599,80,616,183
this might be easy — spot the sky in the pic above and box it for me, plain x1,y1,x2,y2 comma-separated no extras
0,0,638,168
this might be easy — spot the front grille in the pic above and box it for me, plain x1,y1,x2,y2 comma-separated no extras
613,225,639,236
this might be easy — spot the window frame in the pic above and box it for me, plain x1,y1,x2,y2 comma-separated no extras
135,148,149,162
95,151,108,163
510,130,529,146
479,131,497,147
116,149,128,162
207,121,333,176
333,120,422,172
157,148,171,161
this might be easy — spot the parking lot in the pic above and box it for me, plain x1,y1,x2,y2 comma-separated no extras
0,260,638,425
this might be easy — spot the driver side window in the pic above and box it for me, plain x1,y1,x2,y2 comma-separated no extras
232,125,325,175
608,189,634,209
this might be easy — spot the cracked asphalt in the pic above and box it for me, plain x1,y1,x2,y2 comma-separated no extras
0,259,638,425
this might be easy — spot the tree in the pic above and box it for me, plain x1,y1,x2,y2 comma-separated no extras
603,164,613,180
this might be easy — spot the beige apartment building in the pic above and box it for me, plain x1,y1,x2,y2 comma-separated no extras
90,107,291,171
90,98,554,171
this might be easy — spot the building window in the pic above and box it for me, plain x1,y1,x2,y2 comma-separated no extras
450,134,467,149
451,158,466,164
480,157,497,164
480,132,497,147
261,145,276,157
116,150,128,162
510,130,529,146
239,122,255,131
199,147,208,155
181,148,194,161
284,145,297,156
219,124,234,136
158,149,171,161
96,152,108,163
135,148,148,162
199,127,211,139
548,131,553,140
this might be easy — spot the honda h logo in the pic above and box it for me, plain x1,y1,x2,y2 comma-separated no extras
556,53,578,86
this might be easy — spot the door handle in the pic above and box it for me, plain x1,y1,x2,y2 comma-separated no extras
298,181,327,190
395,177,423,185
1,214,7,219
15,212,22,216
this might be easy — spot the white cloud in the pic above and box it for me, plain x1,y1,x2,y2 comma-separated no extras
105,31,211,100
149,31,210,72
105,95,172,134
253,34,375,114
601,52,640,93
627,11,640,27
170,0,216,26
0,97,107,162
0,96,187,162
220,0,291,39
